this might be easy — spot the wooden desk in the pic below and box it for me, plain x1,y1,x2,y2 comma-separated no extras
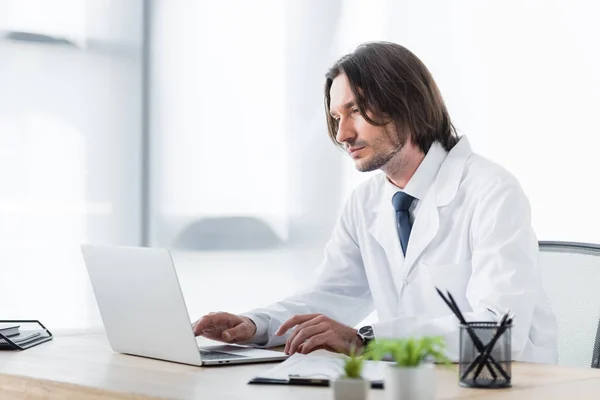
1,333,600,399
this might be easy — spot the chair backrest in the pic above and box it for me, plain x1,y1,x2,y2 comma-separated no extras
173,216,284,250
538,241,600,368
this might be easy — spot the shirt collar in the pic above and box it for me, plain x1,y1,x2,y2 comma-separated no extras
384,141,448,201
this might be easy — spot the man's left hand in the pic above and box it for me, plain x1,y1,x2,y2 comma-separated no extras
275,314,362,355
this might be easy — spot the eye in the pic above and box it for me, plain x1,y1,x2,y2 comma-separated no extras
351,108,360,114
332,115,340,121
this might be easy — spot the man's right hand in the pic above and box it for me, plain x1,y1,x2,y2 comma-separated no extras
192,312,257,344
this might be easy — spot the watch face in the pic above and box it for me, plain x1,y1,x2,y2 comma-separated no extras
359,325,374,339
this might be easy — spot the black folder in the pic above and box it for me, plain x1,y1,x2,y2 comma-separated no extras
0,320,53,350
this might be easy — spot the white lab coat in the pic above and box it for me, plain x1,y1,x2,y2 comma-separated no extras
245,137,558,364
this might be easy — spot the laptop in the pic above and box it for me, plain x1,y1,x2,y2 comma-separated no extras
81,244,289,366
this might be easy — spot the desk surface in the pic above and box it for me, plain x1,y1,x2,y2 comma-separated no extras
1,333,600,400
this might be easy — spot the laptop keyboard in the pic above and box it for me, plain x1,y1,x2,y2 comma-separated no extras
199,350,248,360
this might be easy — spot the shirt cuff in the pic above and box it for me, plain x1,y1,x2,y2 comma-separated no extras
239,312,270,346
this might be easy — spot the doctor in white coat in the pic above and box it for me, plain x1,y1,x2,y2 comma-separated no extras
193,42,558,364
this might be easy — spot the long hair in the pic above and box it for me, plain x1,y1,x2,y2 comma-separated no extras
324,42,459,153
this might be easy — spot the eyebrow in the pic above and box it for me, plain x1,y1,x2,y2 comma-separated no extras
330,101,356,117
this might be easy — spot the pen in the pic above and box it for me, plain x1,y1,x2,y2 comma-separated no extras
435,288,509,381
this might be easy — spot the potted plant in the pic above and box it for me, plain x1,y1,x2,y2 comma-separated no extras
365,336,450,400
332,349,370,400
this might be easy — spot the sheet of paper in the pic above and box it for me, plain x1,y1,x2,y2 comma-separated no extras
256,353,392,382
0,331,42,345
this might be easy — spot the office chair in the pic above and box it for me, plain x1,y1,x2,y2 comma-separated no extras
174,216,284,250
538,241,600,368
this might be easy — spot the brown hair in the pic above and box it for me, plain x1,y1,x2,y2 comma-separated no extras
324,42,459,153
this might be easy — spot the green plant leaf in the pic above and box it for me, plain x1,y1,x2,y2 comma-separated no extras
342,345,365,378
365,336,451,367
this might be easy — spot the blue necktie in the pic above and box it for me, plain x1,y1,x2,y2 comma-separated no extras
392,191,415,256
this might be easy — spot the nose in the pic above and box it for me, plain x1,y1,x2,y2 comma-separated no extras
335,117,356,145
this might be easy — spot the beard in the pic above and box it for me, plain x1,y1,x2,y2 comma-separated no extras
353,127,407,172
355,147,400,172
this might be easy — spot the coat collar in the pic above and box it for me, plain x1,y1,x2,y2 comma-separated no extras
381,140,448,208
373,136,473,212
367,136,473,287
433,136,473,207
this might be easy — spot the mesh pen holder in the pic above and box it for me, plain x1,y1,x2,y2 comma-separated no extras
459,321,512,388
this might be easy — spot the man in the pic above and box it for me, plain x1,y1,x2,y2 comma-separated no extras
192,42,558,363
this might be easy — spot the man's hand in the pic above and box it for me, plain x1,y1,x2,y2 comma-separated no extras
275,314,362,355
192,312,257,344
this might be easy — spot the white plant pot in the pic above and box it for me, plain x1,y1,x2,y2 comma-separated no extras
332,377,370,400
384,363,436,400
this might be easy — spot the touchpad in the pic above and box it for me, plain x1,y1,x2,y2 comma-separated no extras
199,344,286,357
200,344,252,354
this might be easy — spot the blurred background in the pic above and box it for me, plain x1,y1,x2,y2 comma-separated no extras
1,0,599,332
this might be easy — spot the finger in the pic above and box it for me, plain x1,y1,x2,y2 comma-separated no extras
276,314,321,336
298,343,326,354
193,313,234,337
284,315,322,354
222,321,253,343
192,315,214,336
299,332,331,354
284,315,327,353
287,323,328,355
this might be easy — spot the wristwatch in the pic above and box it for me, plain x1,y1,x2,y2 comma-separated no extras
357,325,374,347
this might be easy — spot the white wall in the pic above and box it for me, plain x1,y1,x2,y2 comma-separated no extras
0,0,144,329
151,0,600,249
149,0,290,247
341,0,600,244
446,1,600,243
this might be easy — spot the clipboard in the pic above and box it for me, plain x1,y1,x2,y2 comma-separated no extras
247,353,387,389
248,375,384,388
0,320,53,350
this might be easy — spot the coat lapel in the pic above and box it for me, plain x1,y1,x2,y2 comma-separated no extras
401,188,439,282
402,136,474,280
368,198,406,296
